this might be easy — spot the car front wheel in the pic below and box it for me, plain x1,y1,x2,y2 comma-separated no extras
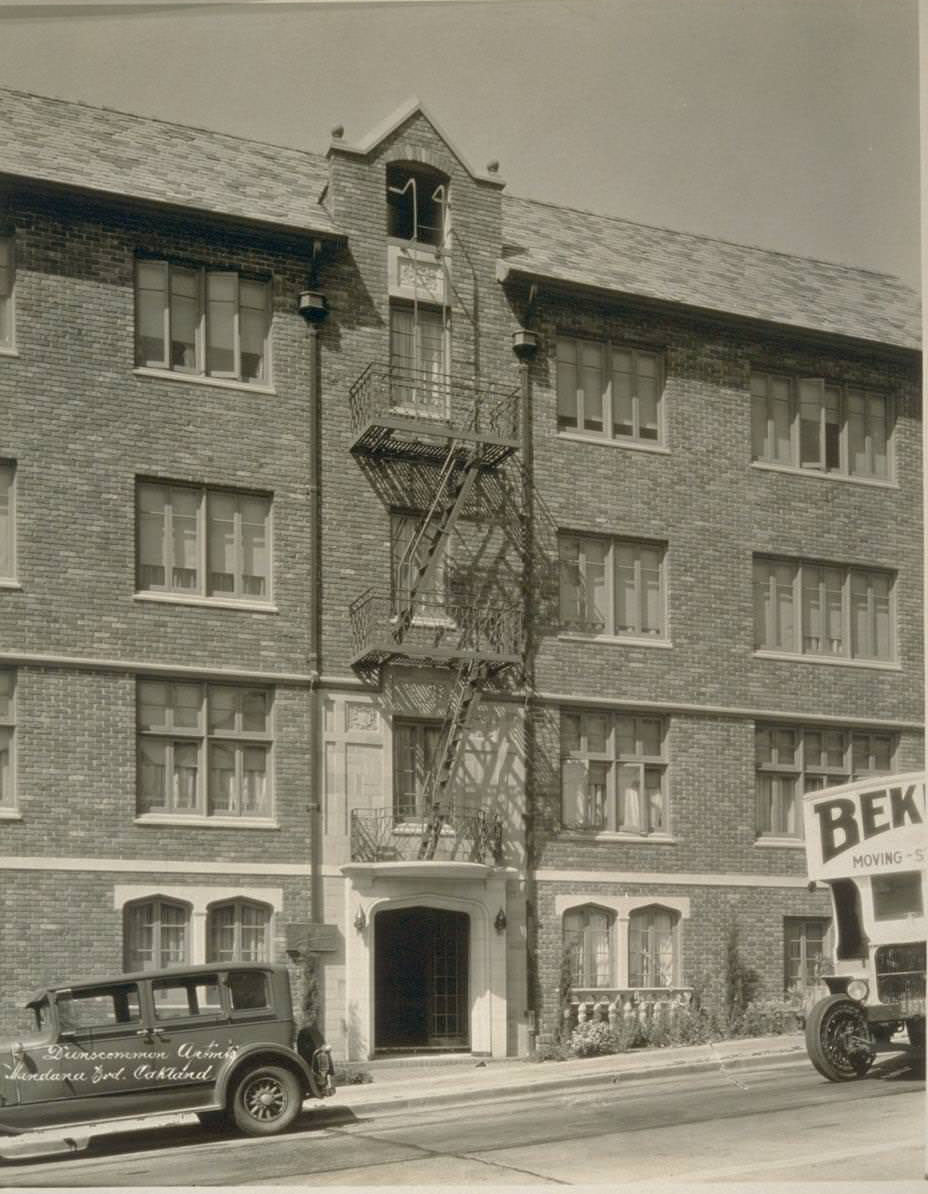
805,995,875,1082
231,1065,303,1136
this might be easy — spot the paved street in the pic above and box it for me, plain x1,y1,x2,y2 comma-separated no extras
1,1054,922,1186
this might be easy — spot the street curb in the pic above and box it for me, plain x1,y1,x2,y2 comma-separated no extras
330,1046,809,1116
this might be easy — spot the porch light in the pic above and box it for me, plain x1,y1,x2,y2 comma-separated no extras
511,329,539,360
298,290,328,322
353,906,367,932
494,908,507,934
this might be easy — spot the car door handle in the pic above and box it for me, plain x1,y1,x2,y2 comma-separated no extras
135,1028,166,1040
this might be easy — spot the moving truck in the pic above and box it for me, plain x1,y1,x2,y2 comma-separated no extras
802,772,925,1080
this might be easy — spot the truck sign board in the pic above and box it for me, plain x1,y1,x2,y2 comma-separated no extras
803,771,926,882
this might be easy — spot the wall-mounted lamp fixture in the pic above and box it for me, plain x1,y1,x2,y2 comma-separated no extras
494,908,507,934
511,328,539,360
298,290,328,323
353,906,367,932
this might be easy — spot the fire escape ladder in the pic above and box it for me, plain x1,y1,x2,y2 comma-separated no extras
418,657,488,860
392,441,481,642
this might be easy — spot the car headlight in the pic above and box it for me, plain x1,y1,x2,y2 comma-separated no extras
846,979,869,1002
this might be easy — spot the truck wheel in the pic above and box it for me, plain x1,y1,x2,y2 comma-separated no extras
805,995,874,1082
231,1065,302,1136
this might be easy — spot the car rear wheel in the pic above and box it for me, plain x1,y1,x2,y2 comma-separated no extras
231,1064,302,1136
805,995,874,1082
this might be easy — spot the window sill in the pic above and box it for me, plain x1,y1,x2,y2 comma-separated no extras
750,461,897,490
0,346,19,359
0,579,22,590
754,836,804,849
558,830,677,844
134,593,278,614
134,814,279,830
557,432,670,455
558,632,672,649
753,650,901,672
133,368,276,397
0,808,22,821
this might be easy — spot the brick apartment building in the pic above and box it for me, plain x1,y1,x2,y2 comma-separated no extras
0,88,921,1060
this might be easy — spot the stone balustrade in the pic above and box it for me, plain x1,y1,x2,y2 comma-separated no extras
563,987,694,1035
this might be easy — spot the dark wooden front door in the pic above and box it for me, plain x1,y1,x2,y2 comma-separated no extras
374,907,469,1051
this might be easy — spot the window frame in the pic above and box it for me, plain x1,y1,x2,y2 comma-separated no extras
556,336,665,446
123,896,191,971
753,555,896,664
784,917,832,992
136,478,273,605
386,163,449,247
751,369,894,482
0,669,15,812
206,898,271,963
755,723,896,840
561,709,669,836
392,717,444,822
136,679,274,821
0,460,15,582
0,234,15,352
563,905,616,988
134,258,272,386
559,532,667,641
628,905,680,988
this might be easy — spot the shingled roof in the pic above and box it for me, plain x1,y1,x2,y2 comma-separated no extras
0,87,336,236
501,195,920,351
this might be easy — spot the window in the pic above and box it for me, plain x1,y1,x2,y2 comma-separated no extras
563,906,615,987
557,338,663,444
628,906,678,988
561,710,667,835
784,918,830,991
0,235,13,350
392,510,448,616
0,461,14,580
389,304,448,416
394,719,442,821
207,900,270,962
57,985,141,1030
753,557,894,662
872,872,923,922
135,260,271,384
755,724,894,839
751,371,891,480
228,970,271,1011
124,898,190,970
137,480,271,603
152,975,222,1019
0,670,14,810
137,680,273,819
560,534,665,639
386,163,447,245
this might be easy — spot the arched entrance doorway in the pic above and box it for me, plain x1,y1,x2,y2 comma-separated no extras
374,906,470,1052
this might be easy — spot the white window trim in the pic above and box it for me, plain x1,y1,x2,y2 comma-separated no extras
136,679,275,821
133,367,276,397
753,556,897,665
556,431,671,456
0,233,15,354
556,336,666,446
750,460,898,491
115,884,282,968
136,479,274,606
559,532,668,642
133,260,273,388
556,895,690,991
0,668,14,814
0,460,15,583
751,369,895,483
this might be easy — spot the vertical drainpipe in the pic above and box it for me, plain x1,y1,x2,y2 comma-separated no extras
300,284,328,927
512,324,539,1049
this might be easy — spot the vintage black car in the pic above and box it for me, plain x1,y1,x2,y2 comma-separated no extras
0,962,334,1139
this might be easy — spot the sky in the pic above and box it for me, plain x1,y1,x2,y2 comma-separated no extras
0,0,920,288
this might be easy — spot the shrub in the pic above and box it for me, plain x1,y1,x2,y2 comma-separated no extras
570,1019,623,1057
731,998,803,1037
532,1039,573,1063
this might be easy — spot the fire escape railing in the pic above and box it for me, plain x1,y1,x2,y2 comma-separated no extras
349,364,520,443
351,805,504,865
349,591,523,664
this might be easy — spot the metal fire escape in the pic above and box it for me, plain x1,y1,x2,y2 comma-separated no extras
347,194,522,859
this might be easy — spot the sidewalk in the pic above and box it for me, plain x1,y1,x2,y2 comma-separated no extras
0,1034,808,1161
